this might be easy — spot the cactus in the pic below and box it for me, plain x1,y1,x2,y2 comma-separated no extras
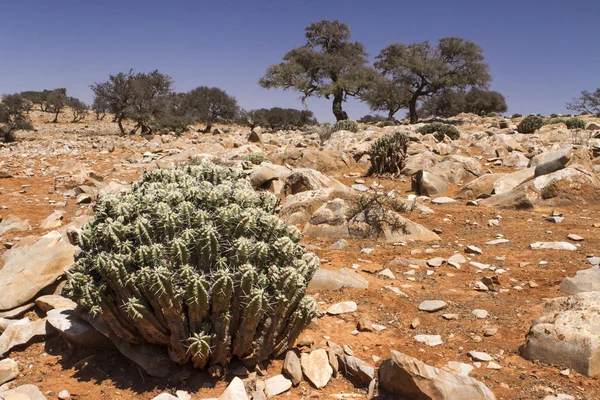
517,115,544,133
244,153,269,165
367,131,410,176
64,163,318,374
418,122,460,141
333,119,358,133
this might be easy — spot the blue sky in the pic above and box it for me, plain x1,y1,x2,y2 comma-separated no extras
1,0,598,122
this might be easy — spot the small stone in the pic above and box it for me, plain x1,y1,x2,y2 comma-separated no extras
414,334,443,346
58,390,71,399
301,349,332,389
472,309,488,319
418,300,448,312
378,268,396,280
547,216,564,223
470,261,490,270
465,245,482,255
485,239,509,245
442,314,459,320
410,318,420,329
467,351,494,361
220,376,249,400
528,281,539,288
567,234,584,242
361,248,374,255
0,358,19,385
560,368,570,376
431,197,456,204
447,254,466,264
530,242,577,251
426,257,445,268
474,281,489,292
357,317,373,332
264,375,292,397
326,301,357,315
329,239,349,250
282,351,302,386
484,328,498,337
384,286,408,297
487,362,502,370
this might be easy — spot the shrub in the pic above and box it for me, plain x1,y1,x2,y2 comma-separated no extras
511,113,522,118
0,94,33,142
550,113,559,118
64,164,319,375
245,108,317,131
376,120,396,127
244,153,268,165
517,115,544,133
580,110,590,115
368,131,409,176
565,117,586,130
486,112,497,117
418,122,460,140
333,119,358,133
499,120,509,129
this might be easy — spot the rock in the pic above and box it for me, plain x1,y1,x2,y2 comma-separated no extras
378,268,396,280
447,254,467,265
431,197,456,204
308,268,368,291
520,291,600,376
534,146,573,177
487,362,502,370
0,318,48,357
0,215,31,237
479,188,535,210
248,130,264,146
283,168,347,196
40,210,65,230
0,384,47,400
337,355,375,386
530,242,577,251
264,375,292,397
76,193,93,204
329,239,349,250
470,262,490,270
219,377,249,400
467,351,494,362
35,295,76,313
0,304,35,319
465,245,482,255
357,317,373,332
47,308,112,348
326,301,357,315
485,239,509,245
414,171,449,197
484,328,498,337
57,389,71,399
152,394,178,400
250,391,266,400
283,350,302,386
567,234,584,241
419,300,448,312
560,266,600,294
456,173,506,200
427,257,446,268
0,231,75,311
530,167,600,204
472,309,489,319
0,318,28,334
301,349,333,389
378,350,496,399
443,361,474,377
0,358,18,385
248,163,290,189
543,395,575,400
414,334,443,346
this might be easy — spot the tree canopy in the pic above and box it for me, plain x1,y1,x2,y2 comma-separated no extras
375,37,491,123
183,86,238,132
0,93,33,142
420,88,507,118
567,89,600,115
259,20,376,121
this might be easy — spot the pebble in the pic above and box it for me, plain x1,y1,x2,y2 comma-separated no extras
467,351,494,361
567,234,584,241
378,268,396,280
431,197,457,204
426,257,445,268
485,238,509,245
472,309,488,319
414,334,443,346
465,245,482,255
487,362,502,370
484,328,498,337
58,390,71,400
442,313,459,320
418,300,448,312
327,301,357,315
264,375,292,397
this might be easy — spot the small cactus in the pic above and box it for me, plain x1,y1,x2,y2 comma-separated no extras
418,122,460,141
64,163,318,373
333,119,358,133
367,131,410,176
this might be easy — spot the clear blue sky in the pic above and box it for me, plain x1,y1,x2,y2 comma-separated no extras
1,0,598,122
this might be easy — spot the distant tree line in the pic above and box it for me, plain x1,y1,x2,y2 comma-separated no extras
260,19,507,123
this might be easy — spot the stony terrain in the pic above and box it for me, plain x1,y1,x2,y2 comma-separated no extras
1,110,600,399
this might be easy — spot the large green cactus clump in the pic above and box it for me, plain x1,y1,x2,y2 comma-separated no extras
64,163,319,375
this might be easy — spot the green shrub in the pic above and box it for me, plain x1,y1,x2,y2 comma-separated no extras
550,113,559,118
499,120,509,129
511,113,522,118
565,117,587,130
333,119,358,133
580,110,590,115
517,115,544,133
244,153,269,165
368,131,410,176
486,112,497,117
64,163,318,375
418,122,460,140
376,120,396,127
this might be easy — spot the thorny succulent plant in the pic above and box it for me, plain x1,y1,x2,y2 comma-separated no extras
64,163,319,375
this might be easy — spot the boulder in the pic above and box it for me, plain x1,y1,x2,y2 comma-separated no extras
337,355,375,386
47,308,113,348
479,188,535,210
219,377,248,400
40,211,65,230
529,167,600,203
0,358,18,385
0,215,31,237
248,163,291,190
520,292,600,376
0,318,48,357
0,231,75,311
456,174,506,200
35,295,76,313
0,384,47,400
493,168,535,194
283,168,348,196
301,349,333,389
560,266,600,294
413,171,448,197
378,350,496,399
308,268,368,291
283,350,302,386
270,148,356,174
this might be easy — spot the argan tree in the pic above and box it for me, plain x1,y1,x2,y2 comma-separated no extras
360,74,411,120
45,88,68,123
91,70,173,135
259,20,376,121
183,86,238,132
567,88,600,115
375,38,492,123
421,88,507,118
0,94,33,142
245,107,317,130
68,97,89,122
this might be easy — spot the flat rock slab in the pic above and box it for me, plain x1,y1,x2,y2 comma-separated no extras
337,355,375,386
419,300,448,312
560,266,600,295
264,374,292,397
567,234,584,241
47,308,113,348
35,295,77,313
379,350,496,400
301,349,332,389
485,239,509,245
327,301,357,315
0,384,47,400
308,268,368,291
0,318,48,357
414,334,443,346
431,197,457,204
283,350,302,386
0,231,75,311
0,358,19,385
530,242,577,251
468,351,494,362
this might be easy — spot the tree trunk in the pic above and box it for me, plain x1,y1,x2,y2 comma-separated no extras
387,109,396,121
409,95,419,124
129,122,141,136
51,112,59,123
332,93,349,122
117,117,126,136
202,122,213,133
